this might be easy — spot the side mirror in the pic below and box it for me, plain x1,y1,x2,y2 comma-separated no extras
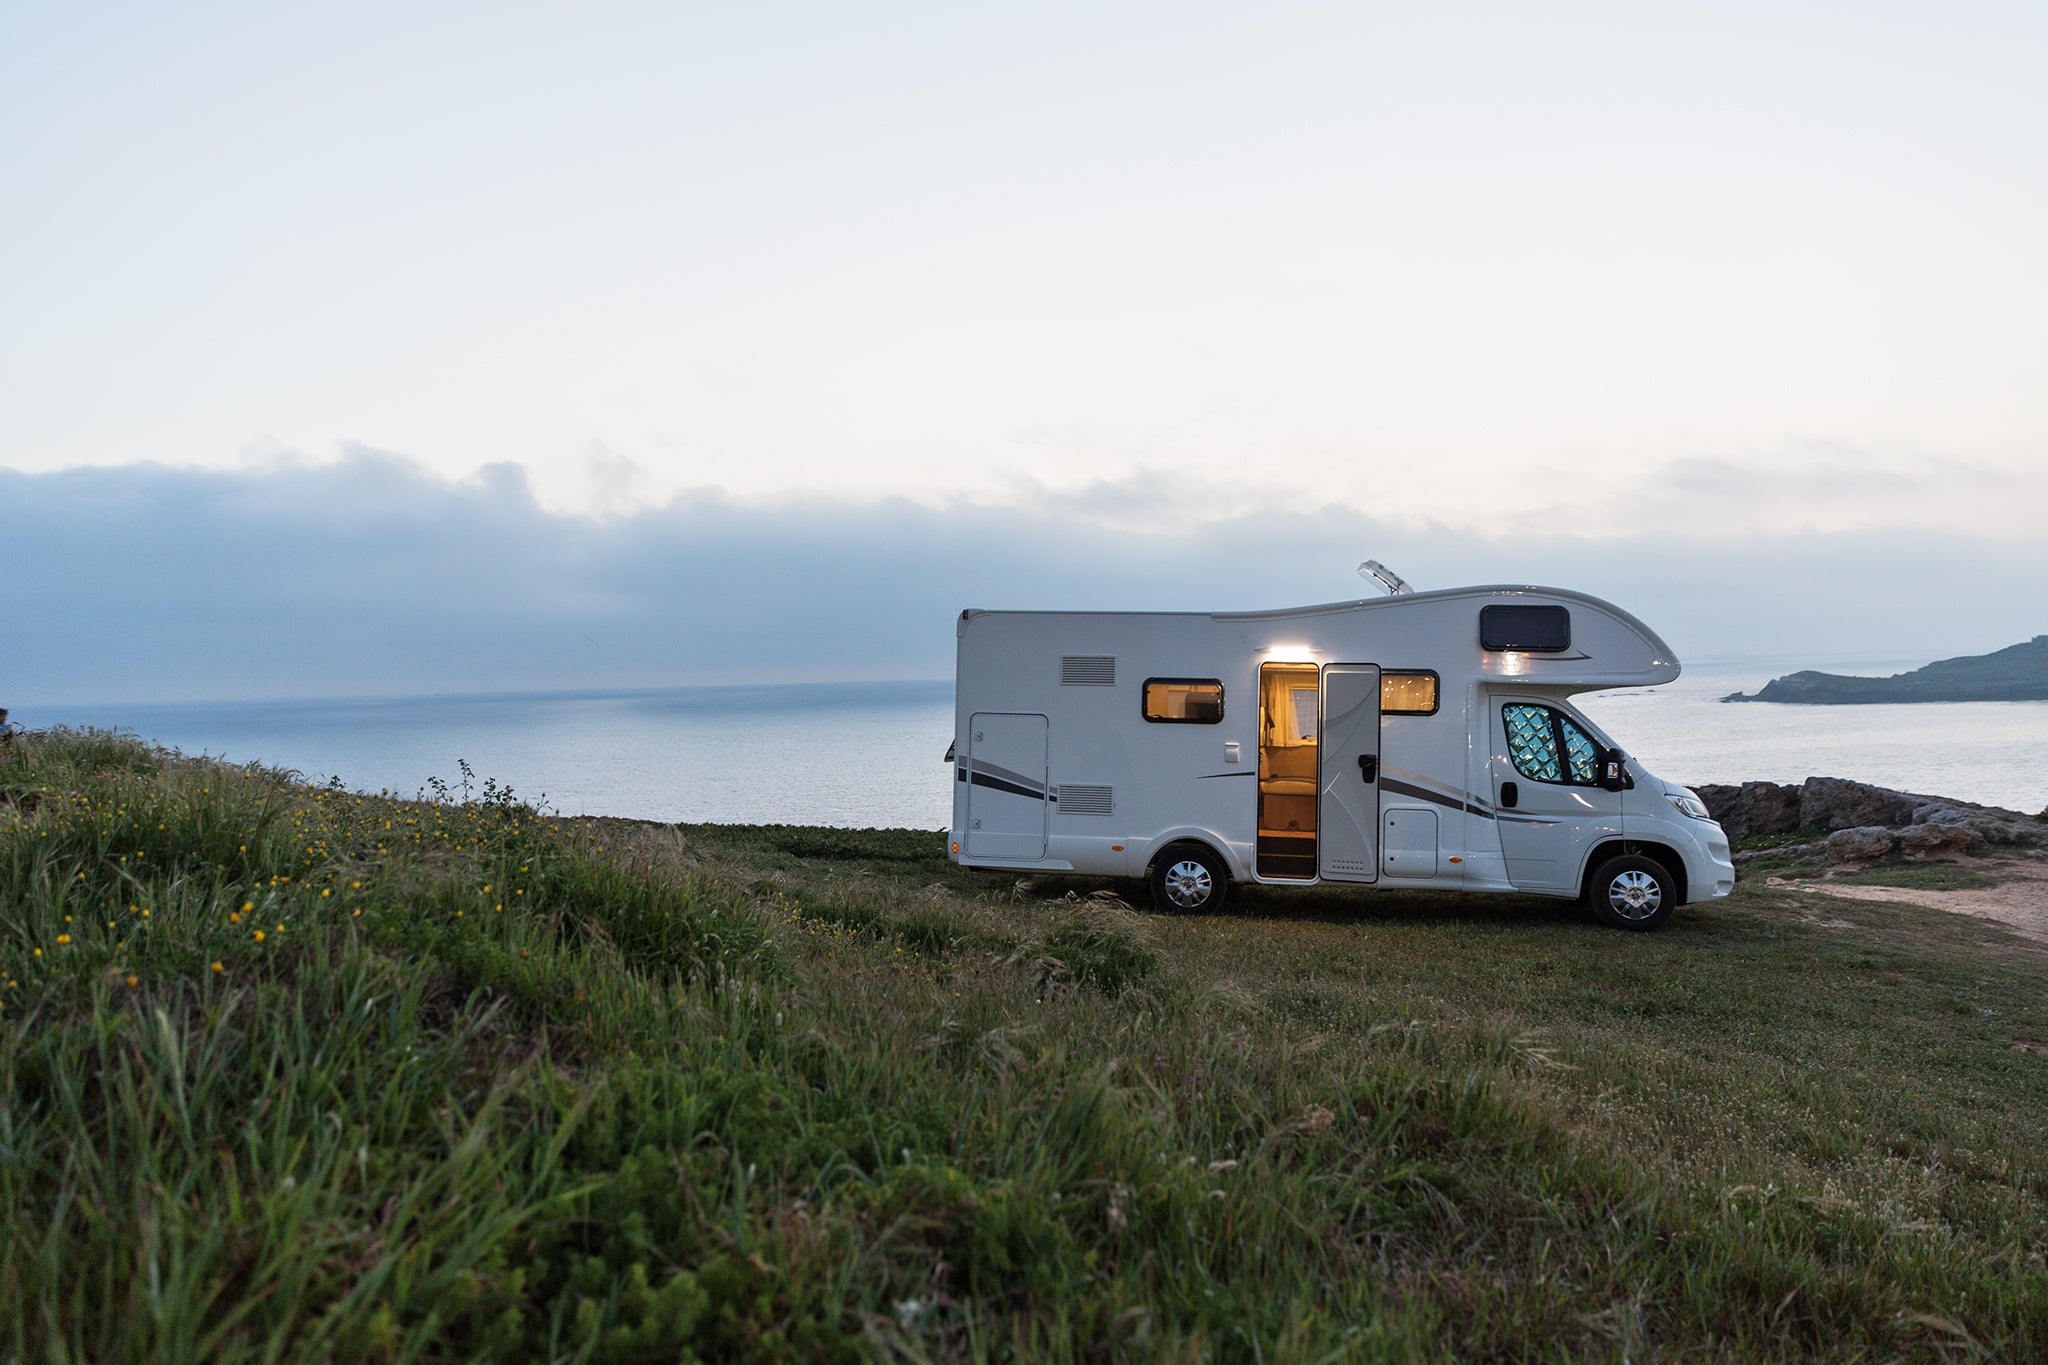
1597,748,1630,791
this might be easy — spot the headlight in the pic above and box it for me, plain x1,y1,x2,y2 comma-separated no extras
1666,792,1713,821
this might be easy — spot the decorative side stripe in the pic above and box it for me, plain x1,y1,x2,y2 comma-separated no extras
1381,775,1496,819
963,769,1048,801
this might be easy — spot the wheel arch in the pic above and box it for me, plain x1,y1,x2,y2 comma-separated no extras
1142,829,1244,881
1580,839,1688,904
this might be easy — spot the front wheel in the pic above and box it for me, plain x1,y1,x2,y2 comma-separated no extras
1586,854,1676,931
1150,844,1228,914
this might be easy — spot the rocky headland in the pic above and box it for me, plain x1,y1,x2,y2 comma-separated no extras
1720,635,2048,704
1697,775,2044,867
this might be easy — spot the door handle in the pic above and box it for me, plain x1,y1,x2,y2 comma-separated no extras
1500,780,1519,809
1358,754,1378,783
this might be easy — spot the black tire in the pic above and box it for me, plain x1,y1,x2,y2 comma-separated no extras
1585,854,1677,931
1149,843,1228,914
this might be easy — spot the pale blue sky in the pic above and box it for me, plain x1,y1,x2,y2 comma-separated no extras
3,2,2044,697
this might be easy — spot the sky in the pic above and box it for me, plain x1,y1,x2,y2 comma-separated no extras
4,2,2045,703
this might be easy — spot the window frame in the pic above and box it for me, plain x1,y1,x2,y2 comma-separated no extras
1380,669,1441,717
1140,676,1226,725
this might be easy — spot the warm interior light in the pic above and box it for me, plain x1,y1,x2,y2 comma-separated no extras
1381,672,1439,714
1262,644,1317,662
1144,680,1223,722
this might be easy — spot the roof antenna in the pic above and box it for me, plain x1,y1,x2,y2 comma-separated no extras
1357,560,1414,596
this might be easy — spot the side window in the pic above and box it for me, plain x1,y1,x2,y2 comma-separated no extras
1502,704,1563,782
1560,713,1599,784
1381,670,1439,715
1504,703,1605,785
1143,678,1224,723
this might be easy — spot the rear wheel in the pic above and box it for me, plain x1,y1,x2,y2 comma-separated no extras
1150,844,1228,914
1586,854,1676,931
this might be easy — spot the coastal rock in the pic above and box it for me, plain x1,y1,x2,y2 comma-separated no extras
1911,802,2042,848
1694,785,1740,829
1800,777,1922,831
1696,781,1803,838
1696,774,2040,866
1827,827,1896,865
1895,823,1974,859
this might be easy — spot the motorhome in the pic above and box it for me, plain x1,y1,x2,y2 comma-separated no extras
948,583,1733,930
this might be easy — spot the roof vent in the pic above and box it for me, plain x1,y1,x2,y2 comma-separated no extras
1060,655,1116,686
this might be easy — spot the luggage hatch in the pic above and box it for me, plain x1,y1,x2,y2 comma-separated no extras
963,712,1049,859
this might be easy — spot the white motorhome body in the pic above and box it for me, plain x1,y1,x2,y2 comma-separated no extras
948,586,1735,928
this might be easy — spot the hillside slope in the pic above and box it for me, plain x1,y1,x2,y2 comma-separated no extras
3,730,2045,1361
1724,636,2048,703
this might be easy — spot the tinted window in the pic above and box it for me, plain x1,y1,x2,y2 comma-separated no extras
1480,604,1571,652
1143,678,1224,723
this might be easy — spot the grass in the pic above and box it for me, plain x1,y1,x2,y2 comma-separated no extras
3,728,2046,1361
1830,862,2010,891
1729,827,1832,853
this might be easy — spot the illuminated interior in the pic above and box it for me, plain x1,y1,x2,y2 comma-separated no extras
1381,671,1438,715
1257,662,1319,878
1143,679,1224,722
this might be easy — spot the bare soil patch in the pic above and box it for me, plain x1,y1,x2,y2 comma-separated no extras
1789,855,2048,944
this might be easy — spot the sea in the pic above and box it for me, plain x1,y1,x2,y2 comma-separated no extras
14,656,2047,826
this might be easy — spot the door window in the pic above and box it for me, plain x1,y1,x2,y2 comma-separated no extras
1503,703,1604,786
1502,704,1563,781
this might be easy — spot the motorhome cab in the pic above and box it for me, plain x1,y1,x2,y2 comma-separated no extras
948,585,1734,931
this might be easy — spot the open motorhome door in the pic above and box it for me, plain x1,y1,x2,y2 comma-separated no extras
1319,664,1381,881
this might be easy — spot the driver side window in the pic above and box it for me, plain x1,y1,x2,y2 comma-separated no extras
1560,713,1599,784
1503,703,1600,786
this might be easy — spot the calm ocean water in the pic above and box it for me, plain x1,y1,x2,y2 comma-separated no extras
17,656,2047,826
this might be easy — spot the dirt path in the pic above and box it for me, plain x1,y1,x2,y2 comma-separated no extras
1786,857,2048,944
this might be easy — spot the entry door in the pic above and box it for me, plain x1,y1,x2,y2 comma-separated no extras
1489,699,1623,892
964,713,1049,859
1319,664,1381,882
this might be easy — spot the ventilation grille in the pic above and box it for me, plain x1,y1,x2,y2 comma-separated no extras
1326,858,1370,874
1060,655,1116,686
1057,784,1114,816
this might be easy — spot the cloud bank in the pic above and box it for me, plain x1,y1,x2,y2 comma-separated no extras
7,452,2042,704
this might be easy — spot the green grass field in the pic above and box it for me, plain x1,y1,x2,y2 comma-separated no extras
3,729,2044,1361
